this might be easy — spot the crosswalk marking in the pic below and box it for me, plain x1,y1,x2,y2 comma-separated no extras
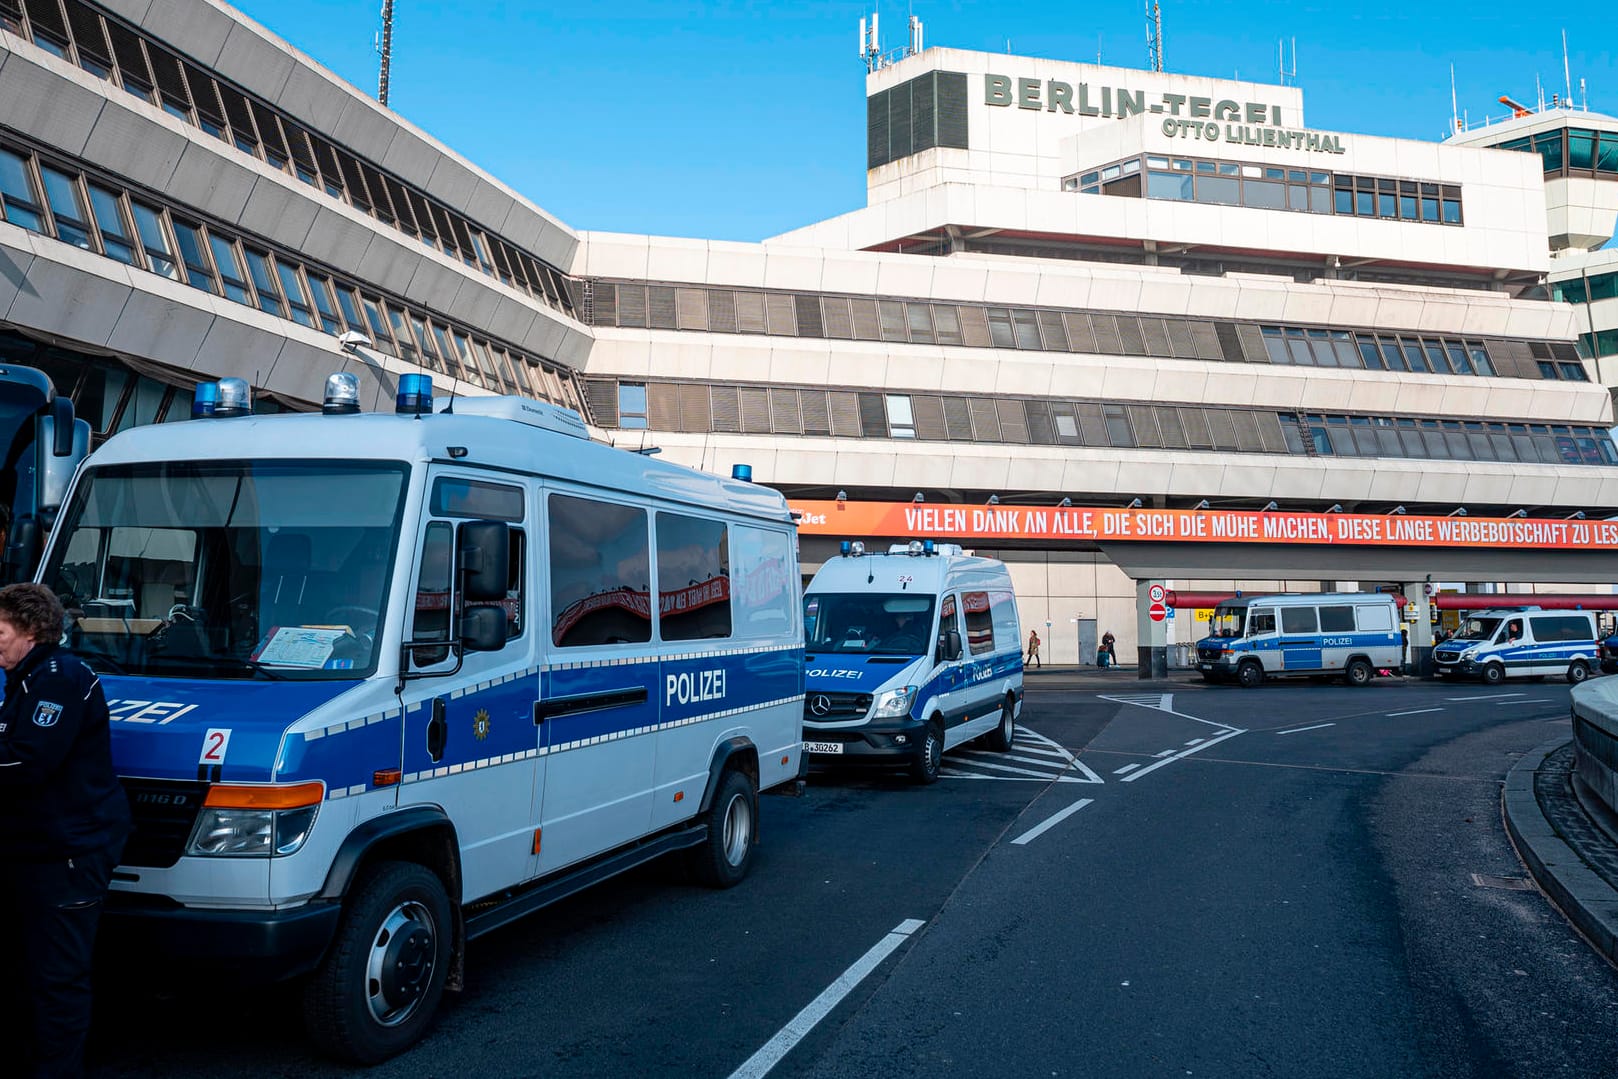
940,725,1104,784
1098,692,1239,732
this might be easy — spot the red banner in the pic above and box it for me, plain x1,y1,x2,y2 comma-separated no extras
789,501,1618,551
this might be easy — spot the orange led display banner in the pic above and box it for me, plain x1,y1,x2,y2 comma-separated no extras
788,501,1618,550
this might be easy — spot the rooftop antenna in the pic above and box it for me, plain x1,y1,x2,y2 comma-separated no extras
859,13,881,72
908,14,923,57
1562,28,1573,108
1097,34,1102,65
1146,1,1163,73
1536,72,1545,112
1278,37,1296,86
376,0,394,107
1450,64,1460,132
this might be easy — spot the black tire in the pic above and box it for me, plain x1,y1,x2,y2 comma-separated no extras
1236,661,1263,689
303,860,452,1065
1345,659,1373,687
685,766,758,889
1481,662,1506,686
1568,660,1591,685
910,721,944,784
985,699,1015,752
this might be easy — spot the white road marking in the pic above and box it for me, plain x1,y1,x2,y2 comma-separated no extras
1123,728,1246,783
1498,698,1553,705
951,757,1078,780
1447,693,1524,701
1275,723,1334,735
1097,692,1236,731
1011,726,1106,784
939,770,1091,784
1184,738,1205,746
727,918,926,1079
1153,749,1176,758
957,749,1079,769
1386,708,1442,717
1011,798,1095,846
1113,762,1141,775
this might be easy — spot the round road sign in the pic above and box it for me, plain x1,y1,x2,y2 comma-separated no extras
1148,584,1166,604
1149,602,1167,622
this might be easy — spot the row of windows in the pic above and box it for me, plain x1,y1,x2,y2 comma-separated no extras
1554,270,1618,306
0,0,577,318
1579,329,1618,360
0,139,581,408
587,281,1582,381
586,377,1618,467
1065,154,1464,225
1490,127,1618,178
1282,413,1617,466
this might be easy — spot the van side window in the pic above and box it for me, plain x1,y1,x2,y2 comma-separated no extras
1356,605,1393,632
1281,607,1318,634
410,521,453,666
938,594,959,654
431,477,524,521
730,526,795,640
493,529,524,640
963,591,994,655
1248,609,1276,635
548,493,652,647
1319,606,1355,632
1532,615,1591,643
655,513,730,641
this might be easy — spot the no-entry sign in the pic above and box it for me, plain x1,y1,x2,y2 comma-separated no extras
1149,602,1167,622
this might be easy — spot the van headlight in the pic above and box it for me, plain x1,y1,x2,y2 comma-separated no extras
186,782,324,857
1461,650,1478,661
872,686,917,719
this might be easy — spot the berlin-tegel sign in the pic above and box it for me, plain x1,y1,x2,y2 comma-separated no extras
788,501,1618,550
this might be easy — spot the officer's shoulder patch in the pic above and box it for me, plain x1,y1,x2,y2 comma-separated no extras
32,700,63,727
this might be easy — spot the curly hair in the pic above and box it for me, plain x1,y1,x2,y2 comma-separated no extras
0,582,66,645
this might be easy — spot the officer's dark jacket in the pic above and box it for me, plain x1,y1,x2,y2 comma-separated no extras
0,642,132,861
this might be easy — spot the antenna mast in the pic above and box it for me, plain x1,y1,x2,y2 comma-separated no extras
1278,37,1296,86
1562,28,1573,107
377,0,394,107
1450,64,1460,132
1145,1,1163,72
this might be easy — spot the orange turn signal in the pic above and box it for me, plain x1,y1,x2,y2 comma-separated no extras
531,828,543,855
673,791,685,802
373,769,402,787
203,781,325,809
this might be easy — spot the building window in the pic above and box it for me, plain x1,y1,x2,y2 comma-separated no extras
86,184,138,266
38,166,93,249
242,247,285,317
129,201,178,281
886,395,916,438
275,260,315,328
0,147,47,233
170,219,217,293
206,233,252,305
618,383,648,429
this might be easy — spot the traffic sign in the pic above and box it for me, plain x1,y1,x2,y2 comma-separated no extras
1148,584,1166,604
1166,607,1176,620
1149,602,1167,622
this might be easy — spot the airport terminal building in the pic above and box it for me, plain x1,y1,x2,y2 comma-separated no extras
1,0,1616,660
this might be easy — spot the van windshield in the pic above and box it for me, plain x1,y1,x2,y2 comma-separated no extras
1453,616,1503,642
42,460,408,680
805,592,936,655
1209,607,1245,638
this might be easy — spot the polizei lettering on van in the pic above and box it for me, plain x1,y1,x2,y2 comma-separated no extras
667,669,728,706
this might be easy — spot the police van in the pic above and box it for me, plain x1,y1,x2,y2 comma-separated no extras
800,541,1023,782
1195,592,1402,687
1432,607,1600,685
37,374,803,1063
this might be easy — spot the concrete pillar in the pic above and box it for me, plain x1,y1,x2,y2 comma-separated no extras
1136,578,1169,679
1403,582,1434,678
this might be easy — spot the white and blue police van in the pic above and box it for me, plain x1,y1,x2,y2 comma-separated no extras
1432,607,1600,685
800,541,1023,782
37,374,803,1063
1195,592,1402,688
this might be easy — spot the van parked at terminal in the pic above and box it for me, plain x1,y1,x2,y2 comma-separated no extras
800,541,1023,782
1433,607,1600,684
1195,592,1403,688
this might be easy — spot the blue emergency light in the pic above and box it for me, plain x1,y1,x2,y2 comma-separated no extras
923,539,935,555
396,373,433,415
214,378,252,417
840,540,851,556
731,464,753,482
191,381,220,418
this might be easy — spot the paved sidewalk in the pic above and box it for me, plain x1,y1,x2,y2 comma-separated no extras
1504,739,1618,965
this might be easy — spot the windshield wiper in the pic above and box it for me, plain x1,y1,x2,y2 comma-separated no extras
79,651,128,675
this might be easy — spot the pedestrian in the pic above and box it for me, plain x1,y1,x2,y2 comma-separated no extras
1026,630,1041,668
0,582,131,1079
1101,630,1117,667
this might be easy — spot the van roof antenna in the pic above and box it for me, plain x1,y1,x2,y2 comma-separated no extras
443,375,456,414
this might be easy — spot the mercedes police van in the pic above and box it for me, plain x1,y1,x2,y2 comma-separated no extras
800,541,1023,782
1433,607,1600,684
1196,592,1403,687
40,374,803,1063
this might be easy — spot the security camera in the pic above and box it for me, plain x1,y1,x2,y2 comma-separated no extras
338,331,372,353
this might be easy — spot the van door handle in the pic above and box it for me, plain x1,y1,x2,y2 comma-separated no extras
533,686,649,724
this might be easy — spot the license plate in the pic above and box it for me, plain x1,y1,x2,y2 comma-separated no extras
1198,663,1211,670
803,740,843,754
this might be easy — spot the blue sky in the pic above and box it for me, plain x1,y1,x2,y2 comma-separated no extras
233,1,1616,242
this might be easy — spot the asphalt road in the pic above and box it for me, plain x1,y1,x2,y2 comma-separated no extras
89,672,1618,1078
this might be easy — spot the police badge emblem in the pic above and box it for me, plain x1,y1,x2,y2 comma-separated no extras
33,701,63,727
473,708,490,741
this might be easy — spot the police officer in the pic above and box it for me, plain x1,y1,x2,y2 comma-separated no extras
0,582,131,1079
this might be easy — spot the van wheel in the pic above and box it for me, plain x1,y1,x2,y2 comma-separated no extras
1236,661,1263,689
1481,662,1506,686
1345,659,1373,687
910,722,944,784
985,699,1015,752
1568,660,1591,685
686,767,757,889
303,861,452,1065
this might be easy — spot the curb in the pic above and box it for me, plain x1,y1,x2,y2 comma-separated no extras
1503,737,1618,966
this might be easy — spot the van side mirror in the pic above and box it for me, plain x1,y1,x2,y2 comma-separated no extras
458,521,509,602
1,516,40,586
49,396,75,457
460,605,506,652
937,629,962,663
